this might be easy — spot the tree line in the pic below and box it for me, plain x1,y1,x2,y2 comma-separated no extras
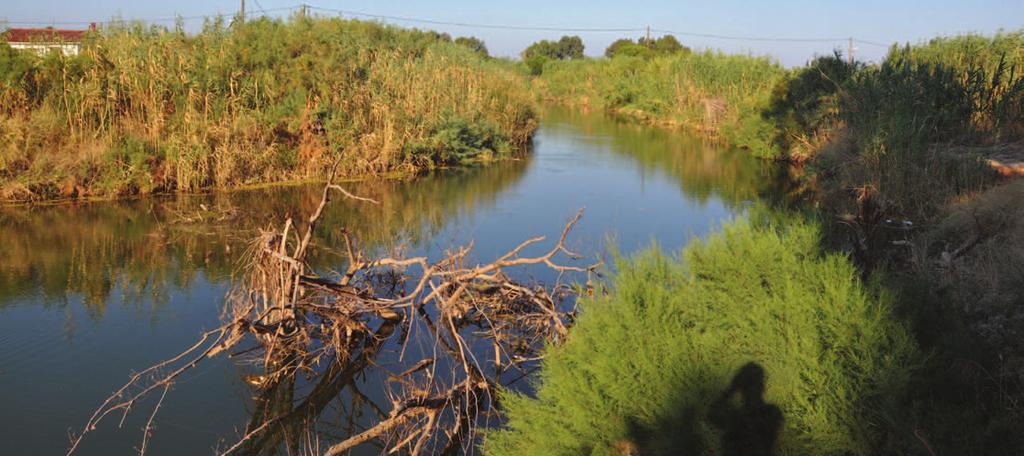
428,33,693,75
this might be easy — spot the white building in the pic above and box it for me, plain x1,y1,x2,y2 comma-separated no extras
4,26,91,56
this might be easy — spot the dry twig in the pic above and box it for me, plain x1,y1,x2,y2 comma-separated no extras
69,182,598,455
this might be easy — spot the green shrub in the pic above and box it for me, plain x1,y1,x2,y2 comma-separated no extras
765,52,859,156
532,52,785,157
525,54,548,76
405,113,512,166
522,36,584,61
606,35,691,59
486,216,920,455
454,36,489,57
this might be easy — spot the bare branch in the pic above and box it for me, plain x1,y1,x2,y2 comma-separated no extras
70,184,597,456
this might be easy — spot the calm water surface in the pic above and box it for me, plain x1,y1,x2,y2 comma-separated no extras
0,108,795,454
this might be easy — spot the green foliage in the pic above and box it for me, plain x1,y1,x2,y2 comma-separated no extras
646,34,687,55
603,39,637,58
0,41,33,88
0,16,536,201
764,51,859,154
524,54,548,76
487,216,920,455
454,36,489,57
770,31,1024,454
533,51,785,156
405,112,512,166
802,32,1024,220
522,35,584,61
606,35,690,59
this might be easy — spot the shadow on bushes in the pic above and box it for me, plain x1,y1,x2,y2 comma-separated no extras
627,362,783,456
485,213,920,455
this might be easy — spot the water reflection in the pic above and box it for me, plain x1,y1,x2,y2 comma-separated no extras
0,159,529,315
0,107,795,455
542,108,802,208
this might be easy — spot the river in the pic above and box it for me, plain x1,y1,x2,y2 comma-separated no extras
0,107,796,454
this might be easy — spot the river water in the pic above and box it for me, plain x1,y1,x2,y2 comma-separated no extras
0,107,795,455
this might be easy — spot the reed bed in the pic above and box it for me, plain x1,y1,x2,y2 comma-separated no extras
0,15,537,201
530,51,786,157
770,31,1024,219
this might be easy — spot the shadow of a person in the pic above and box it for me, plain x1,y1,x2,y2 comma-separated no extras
709,362,783,456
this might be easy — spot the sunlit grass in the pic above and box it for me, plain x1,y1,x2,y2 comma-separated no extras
530,51,786,158
0,15,537,201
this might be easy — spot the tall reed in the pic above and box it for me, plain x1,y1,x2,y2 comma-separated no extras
0,15,537,201
530,51,786,158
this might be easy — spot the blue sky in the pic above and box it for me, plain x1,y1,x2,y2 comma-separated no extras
5,0,1023,65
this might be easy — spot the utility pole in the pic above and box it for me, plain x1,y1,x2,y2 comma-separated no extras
240,0,245,23
848,37,854,65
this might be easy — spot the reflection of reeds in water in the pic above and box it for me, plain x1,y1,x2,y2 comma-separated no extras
542,107,803,208
0,158,529,315
532,52,785,157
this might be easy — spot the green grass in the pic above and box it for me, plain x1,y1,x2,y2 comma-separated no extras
486,215,920,455
530,51,786,158
0,15,537,201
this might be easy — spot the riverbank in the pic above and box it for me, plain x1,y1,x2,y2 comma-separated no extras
488,215,922,454
0,16,537,202
493,30,1024,454
799,32,1024,452
527,51,786,158
0,106,774,455
6,15,1024,453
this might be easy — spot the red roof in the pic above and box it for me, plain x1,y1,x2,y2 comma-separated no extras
4,27,87,43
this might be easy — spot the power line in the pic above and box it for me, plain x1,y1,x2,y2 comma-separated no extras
305,5,895,45
650,28,848,43
853,39,890,48
1,3,895,49
252,0,269,16
1,6,293,26
305,6,644,33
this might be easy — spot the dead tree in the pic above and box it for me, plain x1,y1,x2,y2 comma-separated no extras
67,182,599,456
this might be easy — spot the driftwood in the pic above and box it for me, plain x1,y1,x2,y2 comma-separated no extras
67,181,599,456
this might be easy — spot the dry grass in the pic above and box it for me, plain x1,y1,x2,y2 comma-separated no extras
0,16,537,202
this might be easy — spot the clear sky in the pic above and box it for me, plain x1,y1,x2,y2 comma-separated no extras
4,0,1023,66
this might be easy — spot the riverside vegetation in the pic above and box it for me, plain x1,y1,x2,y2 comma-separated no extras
527,38,786,158
782,32,1024,453
5,15,1024,454
0,15,536,201
494,30,1024,454
487,216,921,455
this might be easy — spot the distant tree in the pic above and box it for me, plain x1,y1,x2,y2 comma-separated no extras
605,39,651,58
604,38,635,58
426,31,453,43
522,40,554,60
652,34,688,55
556,35,584,60
608,34,690,59
521,35,585,75
522,35,585,61
455,36,489,57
